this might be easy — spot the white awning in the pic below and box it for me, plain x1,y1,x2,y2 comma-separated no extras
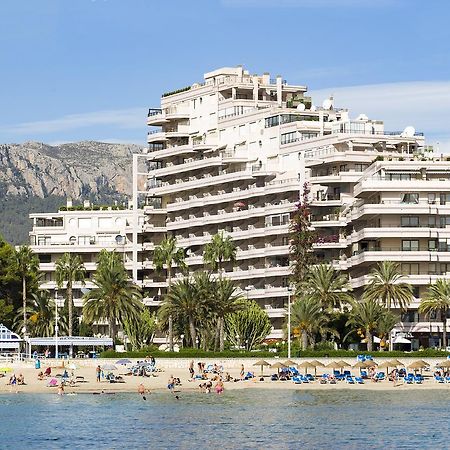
393,336,411,344
25,336,113,347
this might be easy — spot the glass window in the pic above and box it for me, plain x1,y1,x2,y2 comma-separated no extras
281,132,297,145
402,240,419,251
428,240,437,251
265,116,280,128
428,193,436,204
401,193,419,204
401,216,419,227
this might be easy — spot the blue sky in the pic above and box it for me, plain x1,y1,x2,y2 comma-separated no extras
1,0,449,151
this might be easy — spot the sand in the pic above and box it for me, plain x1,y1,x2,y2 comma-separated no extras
1,358,449,395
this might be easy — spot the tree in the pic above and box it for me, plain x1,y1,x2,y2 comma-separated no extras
345,299,384,352
364,261,413,350
83,252,142,343
213,278,245,351
0,299,14,326
303,264,353,311
225,301,272,351
203,232,236,277
153,236,187,351
124,308,158,350
289,182,316,288
55,253,86,338
290,296,331,349
419,279,450,350
377,309,399,351
12,245,40,336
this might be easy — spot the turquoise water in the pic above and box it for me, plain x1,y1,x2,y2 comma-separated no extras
0,389,449,449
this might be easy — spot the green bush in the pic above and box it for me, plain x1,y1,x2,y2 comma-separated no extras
92,205,100,211
162,86,191,98
59,206,67,211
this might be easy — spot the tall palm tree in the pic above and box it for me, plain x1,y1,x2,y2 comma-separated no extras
346,299,384,352
83,256,142,342
153,236,187,351
55,253,86,338
364,261,412,350
303,264,353,311
419,279,450,350
377,309,400,351
158,276,202,348
213,278,245,351
290,296,330,349
203,232,236,278
13,245,39,336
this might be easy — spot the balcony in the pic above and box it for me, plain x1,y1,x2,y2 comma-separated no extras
147,129,168,143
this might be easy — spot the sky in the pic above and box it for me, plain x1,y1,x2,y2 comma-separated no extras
1,0,449,151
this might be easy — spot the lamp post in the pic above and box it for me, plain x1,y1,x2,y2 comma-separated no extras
180,334,184,349
287,286,294,359
54,288,59,360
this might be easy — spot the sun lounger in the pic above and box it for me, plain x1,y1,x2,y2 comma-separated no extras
445,376,450,383
345,376,355,384
306,374,315,382
435,376,445,383
414,375,423,384
292,376,302,384
360,370,368,379
47,378,59,387
375,372,385,381
404,374,414,384
355,377,364,384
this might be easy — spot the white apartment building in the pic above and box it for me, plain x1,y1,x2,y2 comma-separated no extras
29,203,144,316
30,66,450,348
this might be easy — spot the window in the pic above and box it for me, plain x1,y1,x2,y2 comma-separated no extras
402,240,419,251
401,263,419,275
265,116,280,128
78,236,93,245
401,193,419,204
429,263,437,275
401,216,419,227
38,254,51,263
428,193,436,204
429,216,437,228
428,240,437,251
37,236,51,245
388,173,411,181
355,164,369,172
439,193,450,205
281,132,297,144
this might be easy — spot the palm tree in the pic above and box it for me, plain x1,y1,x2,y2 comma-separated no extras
377,309,399,351
153,236,187,351
203,232,236,278
83,256,142,342
158,276,202,348
13,245,39,336
55,253,86,338
364,261,413,350
303,264,353,312
346,299,384,352
419,279,450,350
290,296,330,349
213,278,245,351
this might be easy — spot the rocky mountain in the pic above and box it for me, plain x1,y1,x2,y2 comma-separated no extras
0,141,141,244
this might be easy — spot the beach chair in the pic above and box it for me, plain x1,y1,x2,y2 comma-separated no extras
306,373,315,382
47,378,58,387
300,375,309,383
404,374,414,384
355,377,364,384
205,364,214,373
292,376,302,384
320,374,328,384
345,376,355,384
271,374,278,381
244,372,254,380
375,372,385,381
290,367,300,376
333,370,340,377
414,374,424,384
445,376,450,384
360,370,368,379
434,375,445,383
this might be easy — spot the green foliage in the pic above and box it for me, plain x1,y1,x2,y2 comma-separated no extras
161,86,191,97
0,299,14,326
289,183,316,287
225,300,272,351
83,250,142,342
124,309,158,350
203,232,236,274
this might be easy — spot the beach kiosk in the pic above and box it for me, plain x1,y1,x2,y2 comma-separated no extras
0,323,22,354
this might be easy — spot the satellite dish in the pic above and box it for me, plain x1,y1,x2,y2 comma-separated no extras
401,126,415,137
296,103,306,111
356,114,368,121
310,105,317,111
115,235,125,245
322,97,333,110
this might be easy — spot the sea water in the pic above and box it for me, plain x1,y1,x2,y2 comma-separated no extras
0,389,448,449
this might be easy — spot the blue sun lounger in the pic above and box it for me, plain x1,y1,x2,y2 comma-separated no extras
292,376,302,384
435,375,445,383
355,377,364,384
345,376,355,384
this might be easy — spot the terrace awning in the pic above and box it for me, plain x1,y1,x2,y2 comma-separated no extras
25,336,113,347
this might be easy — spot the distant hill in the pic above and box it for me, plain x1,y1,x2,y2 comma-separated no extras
0,141,141,244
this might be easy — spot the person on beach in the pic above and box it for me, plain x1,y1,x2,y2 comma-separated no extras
189,360,195,378
215,380,224,394
168,375,175,393
240,364,245,380
58,384,65,396
96,365,101,383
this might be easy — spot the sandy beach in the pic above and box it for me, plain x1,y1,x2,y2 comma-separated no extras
1,358,449,395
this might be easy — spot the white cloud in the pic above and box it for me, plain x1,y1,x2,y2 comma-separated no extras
0,107,147,135
309,81,450,152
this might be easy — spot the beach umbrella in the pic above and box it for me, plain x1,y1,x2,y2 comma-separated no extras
253,359,270,376
325,361,344,370
102,364,117,371
283,360,297,367
116,359,132,365
353,361,368,369
436,360,450,368
307,360,325,376
407,360,429,372
377,361,391,369
388,359,404,367
363,360,378,368
271,362,287,377
296,361,312,374
0,367,12,373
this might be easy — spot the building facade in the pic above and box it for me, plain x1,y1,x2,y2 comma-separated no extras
30,66,449,348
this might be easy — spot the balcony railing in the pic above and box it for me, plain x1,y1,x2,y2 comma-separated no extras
148,108,162,117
